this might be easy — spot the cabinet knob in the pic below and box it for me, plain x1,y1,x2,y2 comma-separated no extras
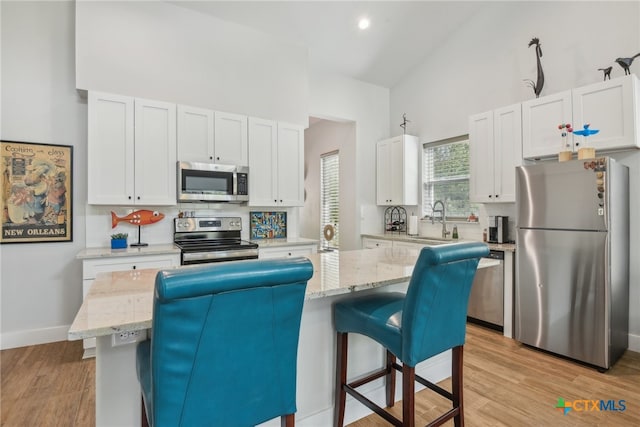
128,196,132,200
280,200,283,203
274,199,277,203
495,194,499,198
288,252,292,256
137,196,141,200
489,195,492,198
216,157,220,160
209,156,213,160
132,266,136,270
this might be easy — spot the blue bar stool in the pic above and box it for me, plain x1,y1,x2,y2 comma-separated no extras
136,257,314,427
334,242,488,427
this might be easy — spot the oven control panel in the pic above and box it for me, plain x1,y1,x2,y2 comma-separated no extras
175,217,242,233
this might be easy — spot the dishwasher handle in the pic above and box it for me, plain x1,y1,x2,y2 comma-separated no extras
485,250,504,260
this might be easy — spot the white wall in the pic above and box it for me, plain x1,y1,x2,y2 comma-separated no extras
389,1,640,349
76,0,308,127
1,1,87,348
301,119,355,247
309,70,390,250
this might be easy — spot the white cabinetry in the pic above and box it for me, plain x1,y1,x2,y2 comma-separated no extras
258,244,317,259
177,107,248,165
376,135,419,206
469,104,522,203
362,237,393,249
522,74,640,159
81,253,180,357
248,118,304,207
88,92,176,205
214,111,248,165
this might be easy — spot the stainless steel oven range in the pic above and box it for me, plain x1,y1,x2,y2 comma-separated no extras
174,217,258,265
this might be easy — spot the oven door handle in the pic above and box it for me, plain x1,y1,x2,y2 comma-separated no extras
182,248,259,263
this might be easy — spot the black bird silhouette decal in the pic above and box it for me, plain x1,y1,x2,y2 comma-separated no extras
525,37,544,98
615,53,640,75
598,66,612,80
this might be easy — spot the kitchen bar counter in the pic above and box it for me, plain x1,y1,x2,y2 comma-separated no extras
69,246,496,427
361,233,516,252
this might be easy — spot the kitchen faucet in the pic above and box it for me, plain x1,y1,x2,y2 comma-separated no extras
432,200,450,239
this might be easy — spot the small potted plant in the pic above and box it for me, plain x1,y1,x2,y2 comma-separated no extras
110,233,128,249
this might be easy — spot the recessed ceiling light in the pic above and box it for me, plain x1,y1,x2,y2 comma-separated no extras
358,18,370,30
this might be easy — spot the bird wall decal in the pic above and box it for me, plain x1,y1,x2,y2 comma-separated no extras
524,37,544,98
598,66,612,81
615,53,640,75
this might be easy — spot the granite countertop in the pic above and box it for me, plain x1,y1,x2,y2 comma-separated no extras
252,237,319,248
68,247,498,340
361,233,516,252
76,244,180,259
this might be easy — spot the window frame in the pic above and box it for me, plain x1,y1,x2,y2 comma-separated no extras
421,134,478,221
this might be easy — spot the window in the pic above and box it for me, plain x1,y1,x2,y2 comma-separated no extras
422,136,478,219
320,151,339,250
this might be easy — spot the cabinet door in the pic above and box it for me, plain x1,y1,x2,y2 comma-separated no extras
572,75,637,152
248,118,278,206
259,246,314,259
177,105,214,162
522,90,572,159
214,112,248,166
389,138,404,205
493,104,522,203
134,99,177,205
376,140,392,205
88,92,135,205
362,238,392,249
469,111,495,203
277,123,304,206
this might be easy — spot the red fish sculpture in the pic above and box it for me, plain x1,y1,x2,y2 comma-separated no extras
111,210,165,229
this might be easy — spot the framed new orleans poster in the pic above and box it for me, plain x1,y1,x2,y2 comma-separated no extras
1,140,73,243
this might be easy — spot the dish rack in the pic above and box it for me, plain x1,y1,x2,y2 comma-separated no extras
384,206,407,234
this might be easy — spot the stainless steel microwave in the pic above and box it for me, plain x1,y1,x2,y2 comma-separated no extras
177,161,249,203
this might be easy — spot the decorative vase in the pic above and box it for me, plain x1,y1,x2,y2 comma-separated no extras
111,239,127,249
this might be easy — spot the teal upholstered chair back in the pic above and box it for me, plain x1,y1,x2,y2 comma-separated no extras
401,242,488,366
141,257,314,427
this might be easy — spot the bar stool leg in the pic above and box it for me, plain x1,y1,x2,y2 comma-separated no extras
402,364,415,427
281,413,295,427
385,350,396,407
334,332,348,427
452,346,464,427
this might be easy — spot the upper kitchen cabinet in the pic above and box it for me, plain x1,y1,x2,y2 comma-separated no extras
522,74,640,159
177,107,248,166
248,118,304,207
521,90,572,159
176,105,214,162
470,104,522,203
88,92,176,205
571,74,639,152
376,135,419,206
214,111,248,166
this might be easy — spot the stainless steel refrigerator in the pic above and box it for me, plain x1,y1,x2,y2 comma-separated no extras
515,157,629,370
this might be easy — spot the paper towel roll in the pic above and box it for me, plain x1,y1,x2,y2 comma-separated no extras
408,215,418,236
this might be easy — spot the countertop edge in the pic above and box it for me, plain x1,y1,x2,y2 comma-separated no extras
361,233,516,252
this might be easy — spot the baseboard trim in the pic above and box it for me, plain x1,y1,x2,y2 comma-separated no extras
629,332,640,352
0,325,70,350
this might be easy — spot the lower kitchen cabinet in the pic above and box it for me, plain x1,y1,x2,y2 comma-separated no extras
258,244,317,259
362,237,393,249
81,253,179,357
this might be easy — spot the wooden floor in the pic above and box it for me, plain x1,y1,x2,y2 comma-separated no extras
1,324,639,426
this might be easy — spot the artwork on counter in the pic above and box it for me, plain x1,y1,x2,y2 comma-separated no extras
1,140,73,243
250,211,287,239
111,209,165,247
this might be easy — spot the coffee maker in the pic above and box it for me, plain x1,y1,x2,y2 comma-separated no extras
488,216,508,243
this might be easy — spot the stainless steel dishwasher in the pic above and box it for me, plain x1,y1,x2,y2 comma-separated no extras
467,250,504,330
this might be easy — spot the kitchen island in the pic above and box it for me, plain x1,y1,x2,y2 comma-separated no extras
69,246,497,426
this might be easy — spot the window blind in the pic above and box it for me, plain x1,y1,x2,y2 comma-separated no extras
321,151,339,249
422,139,477,218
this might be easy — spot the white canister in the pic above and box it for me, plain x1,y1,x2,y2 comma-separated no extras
408,215,418,236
